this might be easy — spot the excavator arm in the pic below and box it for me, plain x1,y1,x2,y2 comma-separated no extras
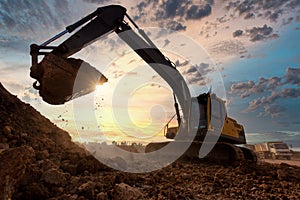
30,5,127,61
30,5,190,134
30,5,128,104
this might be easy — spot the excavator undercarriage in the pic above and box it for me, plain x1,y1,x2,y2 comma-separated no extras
146,141,257,165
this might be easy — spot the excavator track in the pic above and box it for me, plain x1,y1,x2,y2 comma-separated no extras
145,141,257,165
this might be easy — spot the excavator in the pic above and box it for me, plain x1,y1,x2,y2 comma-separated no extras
29,5,256,164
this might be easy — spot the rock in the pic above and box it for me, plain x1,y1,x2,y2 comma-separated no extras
61,160,77,175
36,150,50,160
42,168,67,186
3,125,12,136
96,192,108,200
0,142,9,153
38,159,59,171
15,182,49,200
181,173,191,180
57,194,78,200
113,183,143,200
280,181,289,188
259,183,269,191
76,155,106,174
78,181,96,199
203,184,214,194
0,146,35,200
277,169,289,181
1,137,8,144
235,160,256,174
279,162,293,169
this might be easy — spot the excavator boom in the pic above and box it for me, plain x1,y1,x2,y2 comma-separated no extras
30,4,191,141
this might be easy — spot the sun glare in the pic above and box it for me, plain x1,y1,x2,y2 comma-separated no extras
95,82,109,92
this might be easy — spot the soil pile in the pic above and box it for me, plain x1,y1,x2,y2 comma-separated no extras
0,83,299,200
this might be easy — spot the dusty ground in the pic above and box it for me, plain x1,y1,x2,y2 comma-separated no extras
264,159,300,167
1,83,300,200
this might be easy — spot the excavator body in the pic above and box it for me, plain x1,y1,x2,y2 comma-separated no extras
145,93,257,164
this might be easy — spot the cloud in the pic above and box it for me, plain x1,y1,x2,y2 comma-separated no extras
261,0,287,10
164,0,186,18
225,0,300,22
159,0,213,20
231,77,284,98
174,60,189,67
166,21,186,31
0,0,91,58
231,66,300,117
0,35,30,52
259,104,286,118
267,77,283,89
246,24,274,42
82,0,114,4
0,0,72,38
235,0,256,15
162,39,170,48
230,75,288,98
134,0,214,27
136,1,148,13
231,66,300,98
0,59,29,76
16,85,41,103
268,10,282,22
244,12,255,19
247,88,300,114
210,40,246,56
232,30,243,37
287,0,300,8
2,81,24,93
181,63,213,86
285,66,300,86
186,4,212,20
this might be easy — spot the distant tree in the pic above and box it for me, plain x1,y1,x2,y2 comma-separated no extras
131,142,137,146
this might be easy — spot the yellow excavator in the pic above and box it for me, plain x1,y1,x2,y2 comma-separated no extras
145,92,257,164
29,5,256,164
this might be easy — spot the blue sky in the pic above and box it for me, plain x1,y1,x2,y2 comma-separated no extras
0,0,299,146
225,23,300,133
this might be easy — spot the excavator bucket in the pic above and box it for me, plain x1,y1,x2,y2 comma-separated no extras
30,53,107,105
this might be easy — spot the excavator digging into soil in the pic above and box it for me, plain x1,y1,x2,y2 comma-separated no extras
29,5,256,165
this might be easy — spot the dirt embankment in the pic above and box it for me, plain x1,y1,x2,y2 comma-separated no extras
0,83,300,200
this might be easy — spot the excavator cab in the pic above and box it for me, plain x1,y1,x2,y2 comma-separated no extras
165,93,209,140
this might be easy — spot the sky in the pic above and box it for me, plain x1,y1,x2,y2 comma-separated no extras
0,0,300,148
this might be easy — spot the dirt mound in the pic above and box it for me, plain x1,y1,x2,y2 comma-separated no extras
0,83,109,200
0,83,300,200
